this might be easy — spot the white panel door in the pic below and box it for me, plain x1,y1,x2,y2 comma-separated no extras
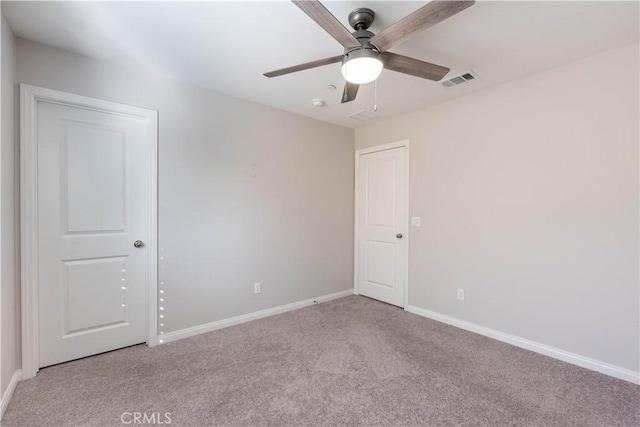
357,146,407,307
37,100,148,367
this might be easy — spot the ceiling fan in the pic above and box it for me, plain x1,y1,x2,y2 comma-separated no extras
264,0,475,103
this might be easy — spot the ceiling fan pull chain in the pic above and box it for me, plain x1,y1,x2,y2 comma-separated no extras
374,78,378,112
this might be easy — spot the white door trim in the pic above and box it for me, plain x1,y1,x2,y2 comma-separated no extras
20,84,159,379
354,140,410,308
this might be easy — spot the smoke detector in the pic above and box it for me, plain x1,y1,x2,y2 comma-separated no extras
311,98,325,107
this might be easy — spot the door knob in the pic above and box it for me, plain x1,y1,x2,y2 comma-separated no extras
133,240,144,248
396,233,403,239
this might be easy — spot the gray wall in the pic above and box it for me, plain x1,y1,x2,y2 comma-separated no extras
15,38,354,334
356,43,639,372
1,10,19,399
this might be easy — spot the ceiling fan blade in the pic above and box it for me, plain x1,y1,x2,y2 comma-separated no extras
292,0,360,48
370,1,475,52
382,52,450,81
341,81,359,103
264,55,343,78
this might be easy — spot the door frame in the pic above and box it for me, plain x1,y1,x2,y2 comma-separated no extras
20,84,159,379
354,140,410,308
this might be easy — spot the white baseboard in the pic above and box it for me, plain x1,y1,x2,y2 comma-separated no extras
1,369,22,420
405,305,640,385
159,290,354,344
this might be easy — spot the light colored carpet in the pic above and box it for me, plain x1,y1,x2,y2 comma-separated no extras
3,295,639,426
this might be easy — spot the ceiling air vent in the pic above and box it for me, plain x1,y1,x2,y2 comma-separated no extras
349,110,379,122
442,70,479,88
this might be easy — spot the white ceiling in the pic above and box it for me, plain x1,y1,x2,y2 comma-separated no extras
3,1,639,128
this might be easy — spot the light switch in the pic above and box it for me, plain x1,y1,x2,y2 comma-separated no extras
411,217,421,227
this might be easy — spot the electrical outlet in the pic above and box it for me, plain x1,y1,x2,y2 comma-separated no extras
457,288,465,301
254,282,261,294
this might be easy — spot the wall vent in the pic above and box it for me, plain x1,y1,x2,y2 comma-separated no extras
349,110,379,122
442,70,479,88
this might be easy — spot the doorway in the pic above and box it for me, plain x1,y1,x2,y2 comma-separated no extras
20,85,158,378
354,141,409,307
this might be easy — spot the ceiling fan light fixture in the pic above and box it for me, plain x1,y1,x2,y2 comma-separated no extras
341,48,383,84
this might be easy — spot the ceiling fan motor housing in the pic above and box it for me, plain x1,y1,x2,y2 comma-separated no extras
343,29,379,65
352,29,375,45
